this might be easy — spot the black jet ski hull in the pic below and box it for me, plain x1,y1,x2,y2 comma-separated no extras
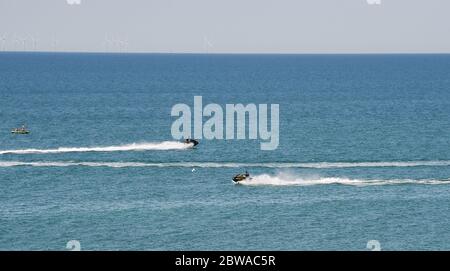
185,139,199,146
232,178,252,184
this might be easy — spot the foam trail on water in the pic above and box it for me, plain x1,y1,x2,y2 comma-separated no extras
238,173,450,187
0,160,450,168
0,141,193,154
298,161,450,168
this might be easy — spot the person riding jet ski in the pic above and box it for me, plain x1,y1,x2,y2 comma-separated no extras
232,171,250,183
183,138,199,146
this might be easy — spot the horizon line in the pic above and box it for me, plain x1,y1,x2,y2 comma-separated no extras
1,50,450,56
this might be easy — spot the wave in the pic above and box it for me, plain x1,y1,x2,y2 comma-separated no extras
0,141,193,154
2,160,449,168
238,173,450,187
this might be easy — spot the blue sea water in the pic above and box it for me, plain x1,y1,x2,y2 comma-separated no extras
0,52,450,250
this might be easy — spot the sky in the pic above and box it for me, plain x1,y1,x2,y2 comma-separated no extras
0,0,449,53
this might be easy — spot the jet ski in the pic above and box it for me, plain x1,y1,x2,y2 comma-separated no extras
11,126,30,134
183,139,199,147
232,171,251,183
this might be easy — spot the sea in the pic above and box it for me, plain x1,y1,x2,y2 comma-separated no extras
0,52,449,250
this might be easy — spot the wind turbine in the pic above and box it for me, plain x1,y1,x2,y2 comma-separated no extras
20,37,27,51
104,34,113,52
51,36,59,52
113,36,122,52
115,36,125,52
203,36,213,53
0,34,7,51
13,35,21,51
29,35,38,51
12,36,26,51
117,38,129,52
28,36,34,51
112,36,120,52
123,40,130,52
117,39,125,52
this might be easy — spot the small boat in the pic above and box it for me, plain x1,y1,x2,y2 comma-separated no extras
232,171,251,183
183,139,199,146
11,125,30,134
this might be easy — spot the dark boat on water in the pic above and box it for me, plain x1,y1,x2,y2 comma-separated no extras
232,171,251,183
11,125,30,134
183,139,199,146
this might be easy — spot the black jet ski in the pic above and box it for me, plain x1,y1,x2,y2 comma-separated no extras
183,139,199,146
232,171,251,183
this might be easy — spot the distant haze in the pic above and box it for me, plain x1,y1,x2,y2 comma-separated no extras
0,0,449,53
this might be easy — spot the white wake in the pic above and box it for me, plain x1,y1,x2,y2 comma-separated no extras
0,141,194,154
0,160,450,168
238,173,450,187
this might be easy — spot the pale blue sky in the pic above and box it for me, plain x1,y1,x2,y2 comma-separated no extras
0,0,449,53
